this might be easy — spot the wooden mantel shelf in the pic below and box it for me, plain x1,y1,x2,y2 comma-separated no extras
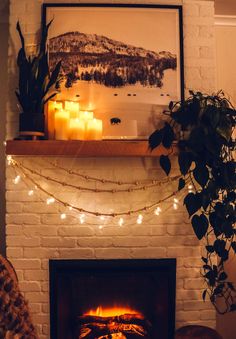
6,140,176,157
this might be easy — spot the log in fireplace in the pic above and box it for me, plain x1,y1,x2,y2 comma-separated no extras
49,259,176,339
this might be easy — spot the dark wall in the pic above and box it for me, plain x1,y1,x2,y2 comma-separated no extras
0,0,9,255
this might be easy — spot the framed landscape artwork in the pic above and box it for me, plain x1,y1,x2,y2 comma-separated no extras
42,4,184,139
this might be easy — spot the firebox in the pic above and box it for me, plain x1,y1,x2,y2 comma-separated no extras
49,259,176,339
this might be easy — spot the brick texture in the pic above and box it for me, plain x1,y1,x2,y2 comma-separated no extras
6,0,216,337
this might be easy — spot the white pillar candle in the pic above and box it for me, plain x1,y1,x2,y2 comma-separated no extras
86,119,103,140
65,101,80,119
54,109,70,140
78,110,94,121
47,101,63,139
69,118,85,140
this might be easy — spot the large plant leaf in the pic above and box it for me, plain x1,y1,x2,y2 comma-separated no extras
201,191,211,211
205,270,216,287
178,178,185,191
178,152,193,175
162,123,175,148
159,155,171,176
193,163,209,187
206,245,214,253
149,128,164,150
184,192,202,217
214,239,226,256
191,214,209,240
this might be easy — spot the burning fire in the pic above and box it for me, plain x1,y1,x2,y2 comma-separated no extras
80,306,148,338
84,305,142,317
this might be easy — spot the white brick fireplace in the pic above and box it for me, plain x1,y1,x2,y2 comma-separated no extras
6,0,217,338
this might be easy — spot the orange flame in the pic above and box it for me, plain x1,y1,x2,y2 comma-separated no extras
84,305,142,317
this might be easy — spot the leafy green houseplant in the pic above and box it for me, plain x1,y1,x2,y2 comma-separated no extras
15,20,61,137
149,91,236,314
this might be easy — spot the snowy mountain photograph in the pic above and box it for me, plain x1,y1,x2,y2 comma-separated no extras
49,31,177,89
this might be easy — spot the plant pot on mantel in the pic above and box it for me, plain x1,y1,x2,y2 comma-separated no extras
19,113,45,139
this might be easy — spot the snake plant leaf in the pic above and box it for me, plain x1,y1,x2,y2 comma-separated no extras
16,21,25,51
15,21,61,115
43,92,57,105
45,60,62,94
40,19,53,54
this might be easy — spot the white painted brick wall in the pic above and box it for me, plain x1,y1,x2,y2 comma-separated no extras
6,1,216,338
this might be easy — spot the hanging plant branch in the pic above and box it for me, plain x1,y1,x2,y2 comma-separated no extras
149,90,236,313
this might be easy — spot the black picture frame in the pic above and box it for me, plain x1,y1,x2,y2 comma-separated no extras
42,3,184,138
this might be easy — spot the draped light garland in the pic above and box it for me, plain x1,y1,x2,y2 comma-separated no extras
14,160,182,194
49,161,175,186
7,156,192,225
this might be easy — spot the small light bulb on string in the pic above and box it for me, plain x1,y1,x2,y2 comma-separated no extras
46,197,55,205
188,184,193,193
60,213,66,220
7,155,12,165
136,214,143,224
28,190,34,196
68,206,73,211
13,175,21,184
100,215,105,221
173,197,179,210
3,141,6,147
154,206,162,216
118,217,124,226
79,213,85,224
98,225,103,230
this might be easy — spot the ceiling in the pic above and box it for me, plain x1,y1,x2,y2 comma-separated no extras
215,0,236,15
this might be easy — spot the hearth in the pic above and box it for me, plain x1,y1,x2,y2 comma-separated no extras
49,259,176,339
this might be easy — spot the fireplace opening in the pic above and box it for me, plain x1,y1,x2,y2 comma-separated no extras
49,259,176,339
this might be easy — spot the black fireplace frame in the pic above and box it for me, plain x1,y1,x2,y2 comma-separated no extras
49,258,176,339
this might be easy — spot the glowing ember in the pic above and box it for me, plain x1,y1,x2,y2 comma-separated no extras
84,305,142,317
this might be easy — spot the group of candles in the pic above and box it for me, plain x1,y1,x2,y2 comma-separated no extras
48,101,103,140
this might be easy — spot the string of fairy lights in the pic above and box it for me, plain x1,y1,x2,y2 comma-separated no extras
7,155,194,227
48,160,176,186
15,160,182,194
